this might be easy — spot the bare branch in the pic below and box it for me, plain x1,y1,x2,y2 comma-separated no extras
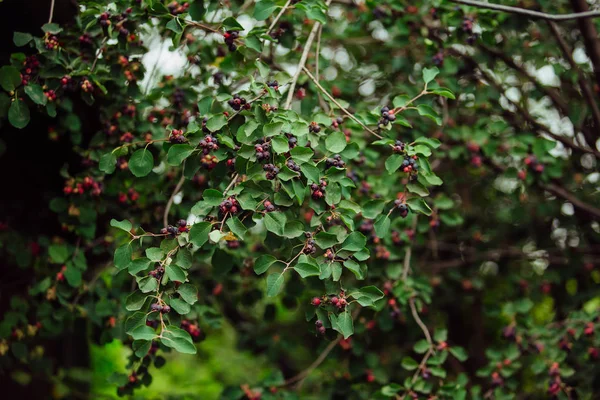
48,0,56,24
267,0,292,34
449,0,600,21
163,174,186,228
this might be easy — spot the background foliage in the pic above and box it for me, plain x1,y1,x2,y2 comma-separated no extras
1,0,600,399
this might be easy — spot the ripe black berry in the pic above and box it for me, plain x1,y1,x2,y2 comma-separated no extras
223,30,239,52
227,93,249,111
264,200,275,212
286,159,301,172
326,154,346,169
267,80,279,90
219,196,240,215
263,164,279,180
308,122,321,133
170,129,186,144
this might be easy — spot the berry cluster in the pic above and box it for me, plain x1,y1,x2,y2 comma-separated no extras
79,33,93,47
394,200,409,218
378,106,396,128
308,121,321,133
99,12,111,27
267,80,279,90
254,140,271,161
227,94,250,111
21,55,40,85
263,200,276,212
287,135,298,148
310,179,327,200
324,248,335,261
219,196,240,215
462,17,478,44
286,159,301,172
465,141,482,168
312,293,348,309
118,188,140,204
223,30,239,52
400,156,419,174
331,117,344,129
44,34,59,50
181,320,203,342
63,176,103,196
375,244,391,260
150,303,171,313
173,88,185,108
303,233,317,254
167,1,189,15
44,90,57,102
161,219,189,237
263,164,279,180
148,265,165,280
315,319,326,335
325,154,346,169
524,155,544,173
200,154,218,169
392,140,405,153
199,134,219,153
81,79,93,93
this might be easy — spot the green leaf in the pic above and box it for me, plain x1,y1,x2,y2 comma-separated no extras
431,87,455,99
13,32,33,46
373,214,390,238
449,346,468,362
362,200,386,219
198,96,213,114
128,258,152,275
294,263,320,278
167,144,194,165
125,312,146,333
226,217,247,240
202,189,224,205
325,131,347,153
8,99,30,129
290,146,314,163
110,219,132,233
422,67,439,84
413,144,432,157
271,135,289,154
133,340,151,358
42,23,62,34
254,0,278,20
49,244,68,263
206,114,227,131
166,18,183,33
162,327,197,354
429,366,447,378
125,291,147,311
413,137,441,149
222,17,244,30
189,0,206,20
385,154,403,173
129,149,154,177
416,104,442,126
138,276,158,293
24,84,46,105
401,356,419,370
166,264,186,282
266,272,285,297
0,66,22,91
263,122,283,137
341,232,367,252
114,244,133,270
99,153,116,174
177,283,198,304
350,286,384,307
332,310,354,339
434,329,447,342
130,325,157,341
254,255,278,275
175,248,192,268
170,298,191,314
64,266,82,287
145,247,164,262
314,232,339,248
300,163,320,183
344,259,365,279
413,339,430,354
189,222,212,247
407,182,429,197
407,198,432,216
264,212,287,236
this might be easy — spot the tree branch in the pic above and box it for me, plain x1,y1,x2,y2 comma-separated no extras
449,0,600,21
570,0,600,89
267,0,292,34
163,174,186,228
48,0,56,24
542,183,600,220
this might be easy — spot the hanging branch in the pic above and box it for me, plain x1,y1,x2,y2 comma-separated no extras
448,0,600,21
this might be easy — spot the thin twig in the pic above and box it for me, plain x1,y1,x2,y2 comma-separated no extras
144,42,165,95
163,174,186,228
284,0,333,110
449,0,600,21
314,24,329,113
223,173,239,195
402,216,418,280
302,67,383,139
267,0,292,34
90,37,108,73
48,0,56,24
409,298,433,346
283,336,342,386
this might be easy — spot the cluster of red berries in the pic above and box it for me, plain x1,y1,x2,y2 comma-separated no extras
223,30,239,52
286,159,301,172
169,128,185,143
308,121,321,133
375,245,391,260
167,1,189,15
394,199,409,218
201,154,218,169
465,141,482,167
310,179,327,200
199,134,219,154
21,55,40,85
462,17,478,44
315,319,326,335
524,155,544,173
324,248,335,261
81,79,93,92
325,154,346,169
148,265,165,280
254,140,271,161
181,320,203,341
79,33,93,47
267,80,279,90
123,104,136,117
311,293,348,309
378,106,397,128
547,362,562,396
118,188,140,203
56,265,67,282
99,12,111,27
44,90,57,102
219,196,240,215
63,176,103,196
150,303,171,313
263,200,275,212
44,34,59,50
226,239,240,249
331,117,344,129
161,219,189,237
303,233,317,254
263,164,279,180
392,140,405,153
228,93,250,111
